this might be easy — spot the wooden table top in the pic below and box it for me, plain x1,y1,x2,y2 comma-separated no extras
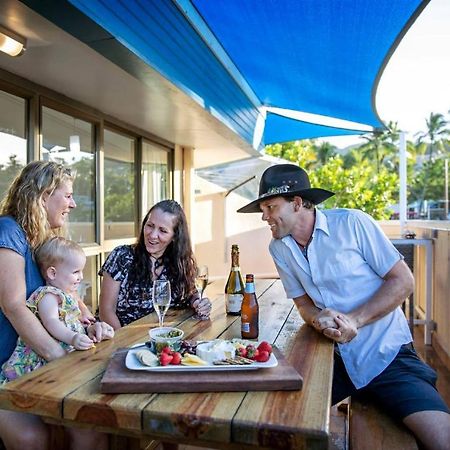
0,279,334,450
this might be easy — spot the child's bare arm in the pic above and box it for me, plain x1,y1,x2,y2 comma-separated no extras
38,293,93,349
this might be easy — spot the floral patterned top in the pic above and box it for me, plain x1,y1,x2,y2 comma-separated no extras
99,245,198,326
0,285,85,383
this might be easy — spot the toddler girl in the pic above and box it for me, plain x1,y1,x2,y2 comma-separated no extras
1,237,114,382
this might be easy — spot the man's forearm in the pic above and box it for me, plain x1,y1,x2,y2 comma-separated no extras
293,295,322,326
348,260,414,329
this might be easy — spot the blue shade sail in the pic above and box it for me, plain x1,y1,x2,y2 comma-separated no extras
191,0,425,128
264,113,366,145
65,0,426,146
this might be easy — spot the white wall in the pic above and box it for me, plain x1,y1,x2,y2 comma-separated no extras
193,177,277,279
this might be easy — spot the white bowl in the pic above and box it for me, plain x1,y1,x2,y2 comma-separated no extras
148,327,184,352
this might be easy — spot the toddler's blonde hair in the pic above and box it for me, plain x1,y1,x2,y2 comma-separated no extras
36,237,85,276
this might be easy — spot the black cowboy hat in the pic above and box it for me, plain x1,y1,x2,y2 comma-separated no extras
237,164,334,213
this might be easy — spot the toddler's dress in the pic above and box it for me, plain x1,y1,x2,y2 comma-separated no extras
0,285,85,383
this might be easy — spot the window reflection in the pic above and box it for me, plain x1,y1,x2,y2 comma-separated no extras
78,255,97,314
0,90,26,199
142,140,171,218
41,107,96,243
104,128,136,239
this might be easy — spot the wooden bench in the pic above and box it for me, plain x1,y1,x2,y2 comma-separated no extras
349,398,419,450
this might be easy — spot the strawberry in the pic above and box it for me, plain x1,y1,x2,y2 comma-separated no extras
254,350,270,363
161,346,173,355
236,347,248,358
159,352,173,366
170,352,182,365
257,341,272,354
246,345,260,360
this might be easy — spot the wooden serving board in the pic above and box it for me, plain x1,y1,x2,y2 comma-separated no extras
100,347,303,394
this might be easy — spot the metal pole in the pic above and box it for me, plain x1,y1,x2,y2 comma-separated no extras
445,158,449,219
399,131,407,235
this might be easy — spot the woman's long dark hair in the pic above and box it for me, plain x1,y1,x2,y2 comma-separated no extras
133,200,197,298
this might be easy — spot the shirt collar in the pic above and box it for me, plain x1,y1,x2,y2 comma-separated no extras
314,209,330,236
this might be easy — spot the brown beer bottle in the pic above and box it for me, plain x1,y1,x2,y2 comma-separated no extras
241,274,259,339
224,244,245,315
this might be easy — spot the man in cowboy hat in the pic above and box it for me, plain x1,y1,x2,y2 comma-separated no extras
238,163,450,449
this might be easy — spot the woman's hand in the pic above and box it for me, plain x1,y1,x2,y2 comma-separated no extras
87,322,115,342
191,296,212,320
71,332,95,350
78,299,96,325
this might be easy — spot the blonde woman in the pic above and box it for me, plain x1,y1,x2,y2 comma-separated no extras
0,161,107,450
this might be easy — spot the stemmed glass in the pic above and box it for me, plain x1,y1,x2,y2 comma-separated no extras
153,280,171,328
194,265,209,320
195,265,209,299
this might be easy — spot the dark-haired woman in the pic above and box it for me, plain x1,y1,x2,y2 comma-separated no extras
99,200,211,329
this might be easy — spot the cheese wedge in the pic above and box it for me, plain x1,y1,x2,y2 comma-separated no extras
135,349,159,367
181,354,208,366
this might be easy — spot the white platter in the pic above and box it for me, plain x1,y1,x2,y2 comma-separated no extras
125,345,278,372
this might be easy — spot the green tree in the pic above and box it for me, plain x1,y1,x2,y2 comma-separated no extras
0,155,24,202
265,140,317,169
414,112,449,211
265,140,398,219
309,157,398,219
358,121,399,173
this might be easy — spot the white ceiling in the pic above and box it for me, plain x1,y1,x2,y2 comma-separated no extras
0,0,259,167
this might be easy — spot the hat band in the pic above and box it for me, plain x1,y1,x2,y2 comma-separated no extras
262,184,291,197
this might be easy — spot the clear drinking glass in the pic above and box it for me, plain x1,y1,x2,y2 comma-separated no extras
153,280,171,328
195,265,209,298
193,265,209,320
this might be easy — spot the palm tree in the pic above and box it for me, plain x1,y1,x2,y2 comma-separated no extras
359,121,399,173
315,141,337,166
414,113,449,214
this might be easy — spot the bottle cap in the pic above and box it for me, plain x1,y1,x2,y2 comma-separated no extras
245,274,254,282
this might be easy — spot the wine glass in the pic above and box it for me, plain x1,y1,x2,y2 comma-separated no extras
153,280,171,328
193,265,209,320
195,265,209,299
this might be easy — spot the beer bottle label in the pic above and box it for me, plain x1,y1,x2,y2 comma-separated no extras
241,322,250,332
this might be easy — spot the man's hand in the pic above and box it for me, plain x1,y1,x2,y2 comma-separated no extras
312,308,358,344
312,308,340,331
324,315,357,343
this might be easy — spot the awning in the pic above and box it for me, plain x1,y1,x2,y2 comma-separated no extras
65,0,428,147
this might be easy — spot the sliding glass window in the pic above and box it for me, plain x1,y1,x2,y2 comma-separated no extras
104,128,137,239
0,90,27,197
142,140,171,219
41,106,96,244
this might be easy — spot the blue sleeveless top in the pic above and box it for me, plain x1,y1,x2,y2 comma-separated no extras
0,216,44,365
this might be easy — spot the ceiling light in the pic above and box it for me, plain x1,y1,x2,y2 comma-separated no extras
0,25,26,57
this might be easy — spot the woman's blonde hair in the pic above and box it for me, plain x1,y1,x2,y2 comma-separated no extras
35,237,85,276
0,161,75,250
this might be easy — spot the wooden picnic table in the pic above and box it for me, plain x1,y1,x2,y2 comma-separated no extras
0,279,334,450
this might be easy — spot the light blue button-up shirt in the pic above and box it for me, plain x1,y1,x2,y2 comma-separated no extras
269,208,412,388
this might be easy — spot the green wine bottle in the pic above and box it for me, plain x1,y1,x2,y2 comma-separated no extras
224,244,245,315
